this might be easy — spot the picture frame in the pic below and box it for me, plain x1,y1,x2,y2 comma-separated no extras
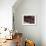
22,15,36,25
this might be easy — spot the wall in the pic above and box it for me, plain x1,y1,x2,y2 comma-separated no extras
0,0,16,30
13,0,41,46
41,0,46,46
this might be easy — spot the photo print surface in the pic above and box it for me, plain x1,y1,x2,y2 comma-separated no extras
22,15,36,25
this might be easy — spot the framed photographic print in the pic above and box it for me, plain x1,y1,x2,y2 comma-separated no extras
22,15,36,25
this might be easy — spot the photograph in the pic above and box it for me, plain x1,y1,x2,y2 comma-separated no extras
0,0,45,46
22,15,36,25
